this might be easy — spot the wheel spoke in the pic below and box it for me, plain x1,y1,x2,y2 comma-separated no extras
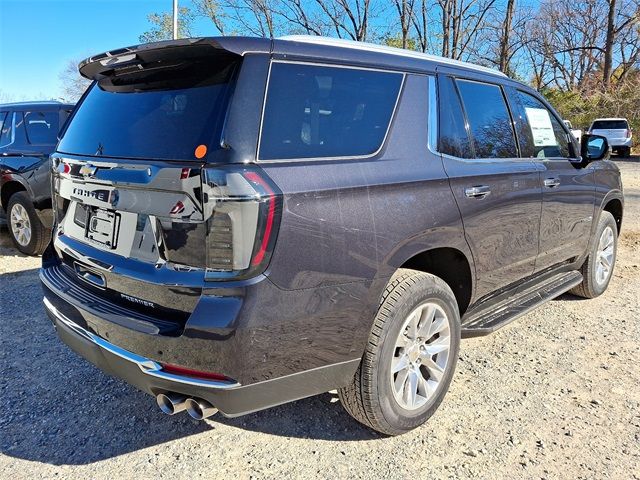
394,368,410,394
406,311,419,340
403,370,419,407
391,354,410,374
424,336,450,356
417,305,436,337
423,357,445,381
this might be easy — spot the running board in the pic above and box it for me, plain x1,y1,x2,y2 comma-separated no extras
461,270,583,338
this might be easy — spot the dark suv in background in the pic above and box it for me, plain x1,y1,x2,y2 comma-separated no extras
41,36,623,435
1,101,74,254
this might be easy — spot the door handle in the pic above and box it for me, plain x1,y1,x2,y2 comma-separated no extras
464,185,491,198
543,178,561,188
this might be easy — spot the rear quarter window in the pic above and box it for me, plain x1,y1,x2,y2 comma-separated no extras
259,63,403,161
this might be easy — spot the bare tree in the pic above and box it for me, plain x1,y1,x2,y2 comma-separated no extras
314,0,374,41
58,60,91,103
497,0,515,73
139,6,195,43
434,0,496,60
393,0,417,48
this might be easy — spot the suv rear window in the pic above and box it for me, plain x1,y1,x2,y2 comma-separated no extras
259,63,403,160
591,120,628,130
58,58,238,161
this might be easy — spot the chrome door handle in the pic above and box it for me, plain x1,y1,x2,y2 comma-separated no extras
464,185,491,198
543,178,561,188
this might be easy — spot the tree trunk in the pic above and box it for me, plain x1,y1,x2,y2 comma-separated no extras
603,0,617,90
498,0,515,73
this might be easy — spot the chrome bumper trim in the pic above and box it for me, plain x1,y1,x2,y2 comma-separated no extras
43,296,240,390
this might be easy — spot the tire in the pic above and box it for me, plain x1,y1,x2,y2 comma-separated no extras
570,211,618,299
338,269,461,435
6,191,50,256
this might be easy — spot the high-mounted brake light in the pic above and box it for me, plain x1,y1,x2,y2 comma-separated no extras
203,166,281,281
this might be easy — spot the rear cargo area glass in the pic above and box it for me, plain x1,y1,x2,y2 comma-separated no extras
58,59,238,161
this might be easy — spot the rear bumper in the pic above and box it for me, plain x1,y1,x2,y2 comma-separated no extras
43,295,360,416
608,138,632,147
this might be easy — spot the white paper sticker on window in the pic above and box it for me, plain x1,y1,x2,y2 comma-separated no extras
525,107,557,147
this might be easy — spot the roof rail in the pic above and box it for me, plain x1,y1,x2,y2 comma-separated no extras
278,35,507,78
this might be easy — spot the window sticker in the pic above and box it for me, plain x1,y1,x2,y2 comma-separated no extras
524,107,558,147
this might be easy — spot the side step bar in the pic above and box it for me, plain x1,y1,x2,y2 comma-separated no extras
461,270,583,338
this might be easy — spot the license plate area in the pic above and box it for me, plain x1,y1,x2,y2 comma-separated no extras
85,207,120,249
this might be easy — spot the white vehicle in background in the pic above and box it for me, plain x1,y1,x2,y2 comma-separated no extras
563,120,582,143
588,118,632,157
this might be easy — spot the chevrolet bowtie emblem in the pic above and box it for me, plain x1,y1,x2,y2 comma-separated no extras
79,164,98,177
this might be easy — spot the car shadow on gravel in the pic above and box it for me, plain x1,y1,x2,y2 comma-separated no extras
1,267,377,467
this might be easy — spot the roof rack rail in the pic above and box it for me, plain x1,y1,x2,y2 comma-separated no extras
278,35,507,78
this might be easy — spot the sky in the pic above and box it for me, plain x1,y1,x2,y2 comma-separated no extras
0,0,208,101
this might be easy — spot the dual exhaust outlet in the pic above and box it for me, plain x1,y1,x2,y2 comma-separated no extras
156,392,218,420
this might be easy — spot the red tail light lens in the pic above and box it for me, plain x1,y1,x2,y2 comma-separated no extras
626,129,631,138
203,166,281,281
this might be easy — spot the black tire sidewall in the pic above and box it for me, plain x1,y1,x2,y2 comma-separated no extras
374,276,461,433
7,192,43,255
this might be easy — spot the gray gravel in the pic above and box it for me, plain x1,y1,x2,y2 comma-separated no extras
1,159,639,479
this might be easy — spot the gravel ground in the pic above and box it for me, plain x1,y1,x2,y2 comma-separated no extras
1,159,639,479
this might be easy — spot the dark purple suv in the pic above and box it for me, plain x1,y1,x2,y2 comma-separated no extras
41,36,623,435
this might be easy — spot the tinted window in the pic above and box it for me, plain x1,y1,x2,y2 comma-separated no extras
260,63,403,160
516,91,570,158
0,112,13,147
438,76,473,158
24,111,60,144
58,58,238,161
456,80,518,158
12,112,30,148
591,120,628,130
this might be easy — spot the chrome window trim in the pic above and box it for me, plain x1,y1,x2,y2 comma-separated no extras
256,60,406,163
43,296,241,390
427,75,438,154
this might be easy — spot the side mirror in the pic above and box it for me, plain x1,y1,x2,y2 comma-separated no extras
580,134,610,162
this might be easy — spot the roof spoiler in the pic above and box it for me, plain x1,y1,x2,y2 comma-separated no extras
78,37,272,81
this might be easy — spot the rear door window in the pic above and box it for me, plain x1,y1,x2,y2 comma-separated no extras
437,76,473,158
591,120,628,130
455,79,518,158
24,111,60,145
259,63,403,160
515,91,570,158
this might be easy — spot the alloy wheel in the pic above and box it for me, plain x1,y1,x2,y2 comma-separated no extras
390,301,451,410
10,203,32,247
595,225,615,286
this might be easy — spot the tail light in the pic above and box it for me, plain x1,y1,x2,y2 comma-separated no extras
626,129,631,138
202,165,281,281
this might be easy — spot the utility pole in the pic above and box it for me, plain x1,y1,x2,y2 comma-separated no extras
173,0,178,40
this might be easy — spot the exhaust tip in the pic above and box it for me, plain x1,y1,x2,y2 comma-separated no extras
156,393,188,415
185,397,218,420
